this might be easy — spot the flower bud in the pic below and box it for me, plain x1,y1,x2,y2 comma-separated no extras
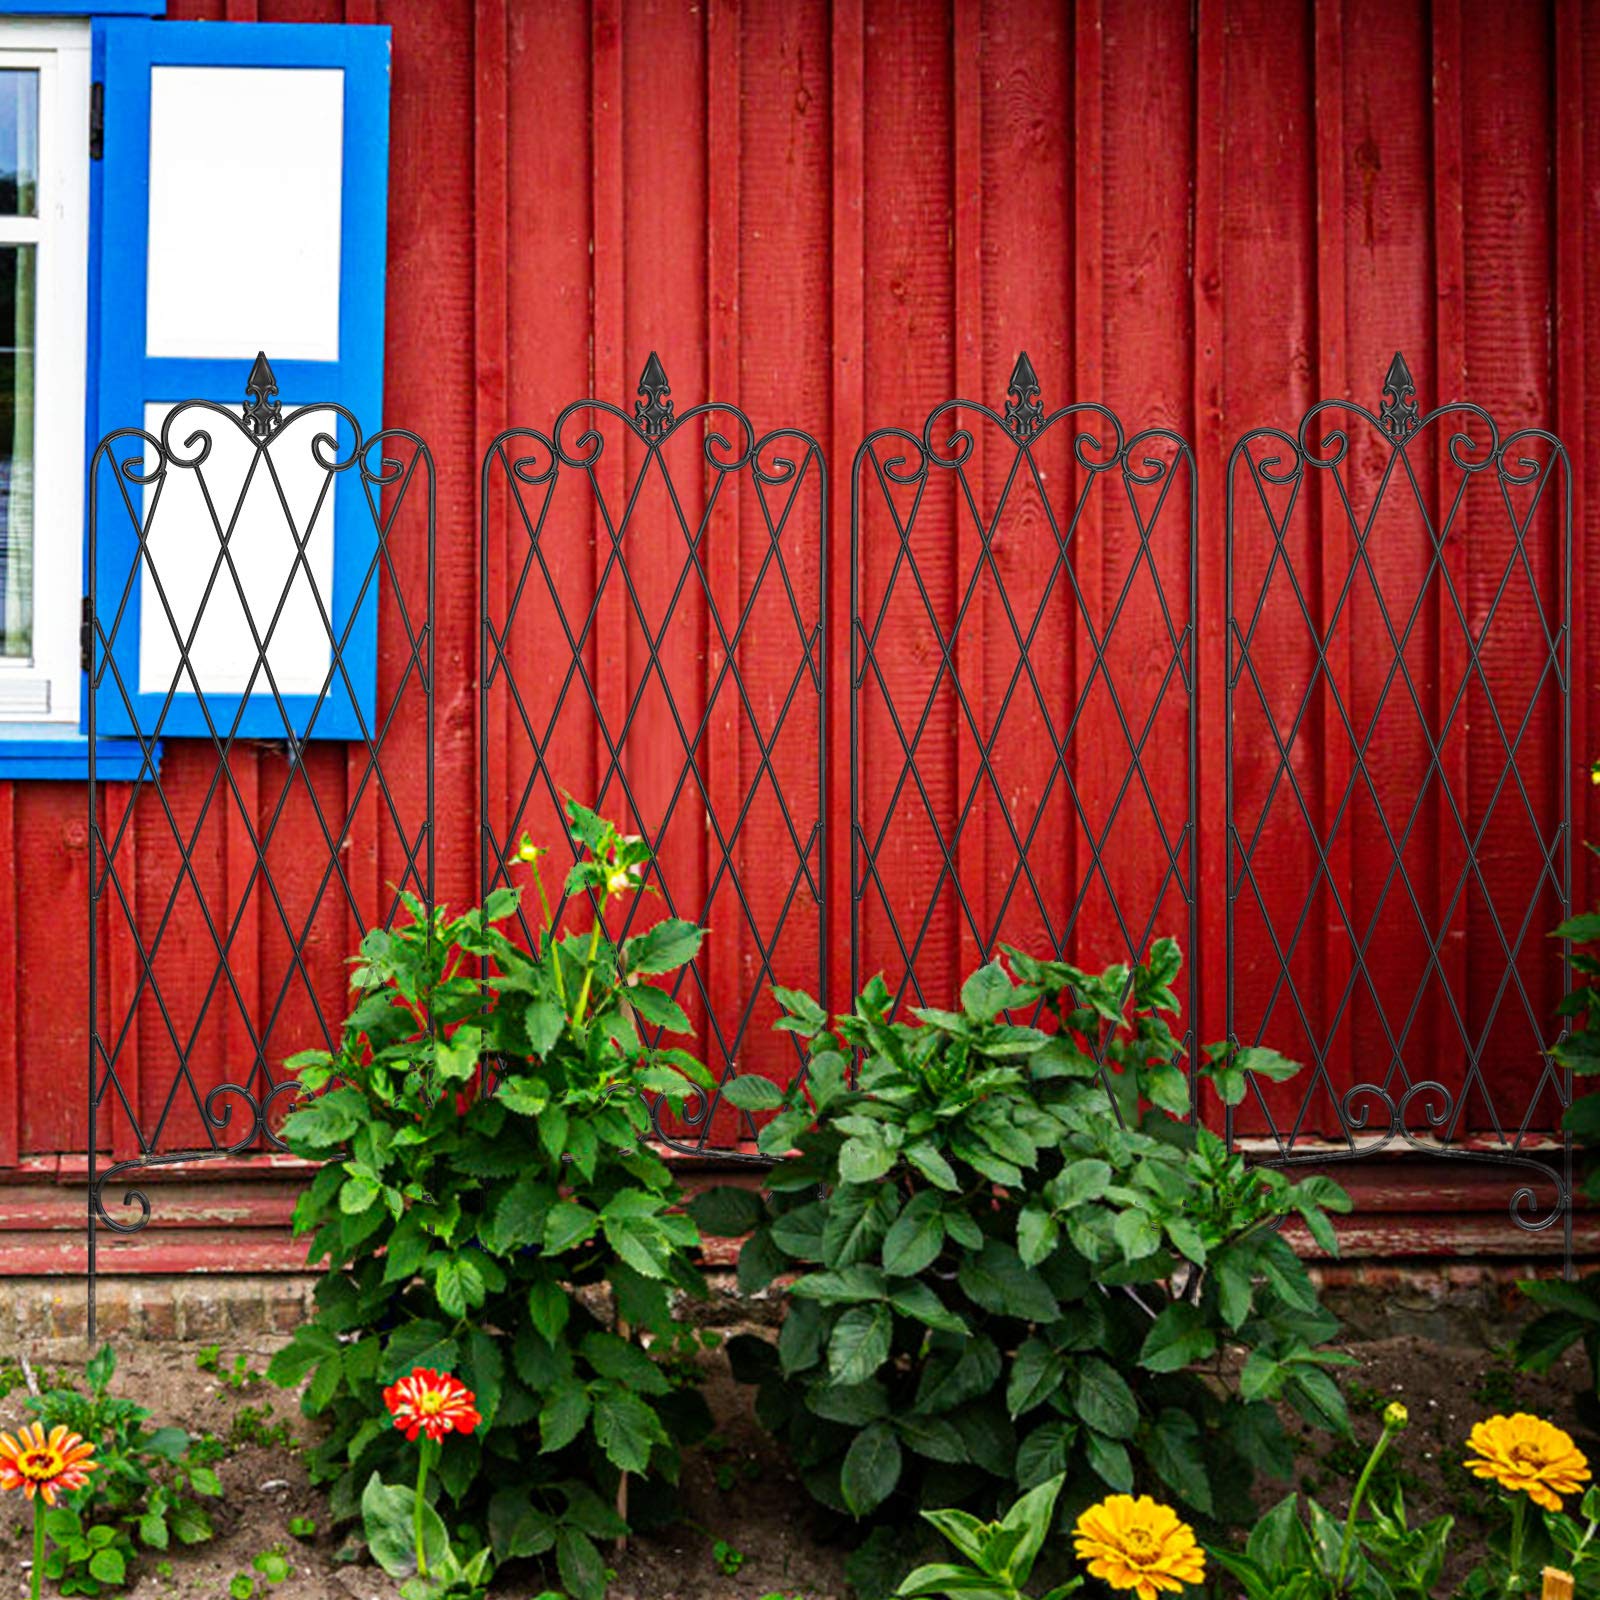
1383,1401,1409,1432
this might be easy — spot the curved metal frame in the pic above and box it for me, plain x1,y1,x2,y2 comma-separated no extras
1224,352,1573,1253
850,354,1200,1088
478,355,827,1158
87,355,436,1337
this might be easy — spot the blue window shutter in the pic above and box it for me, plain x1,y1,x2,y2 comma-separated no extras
89,19,390,742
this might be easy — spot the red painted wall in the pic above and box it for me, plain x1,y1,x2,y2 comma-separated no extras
2,0,1595,1187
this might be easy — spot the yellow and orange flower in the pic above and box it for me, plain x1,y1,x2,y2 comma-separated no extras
382,1367,481,1445
1464,1413,1591,1512
0,1423,97,1505
1073,1493,1206,1600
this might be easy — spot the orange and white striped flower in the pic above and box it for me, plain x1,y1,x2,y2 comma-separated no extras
0,1423,98,1505
382,1368,481,1445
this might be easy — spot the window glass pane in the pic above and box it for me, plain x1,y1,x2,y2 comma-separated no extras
0,243,35,661
0,70,38,217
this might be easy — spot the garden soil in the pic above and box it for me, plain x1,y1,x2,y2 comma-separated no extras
0,1331,1584,1598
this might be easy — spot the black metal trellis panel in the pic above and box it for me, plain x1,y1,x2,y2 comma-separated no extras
87,356,435,1339
851,354,1199,1080
1225,353,1572,1261
480,355,826,1157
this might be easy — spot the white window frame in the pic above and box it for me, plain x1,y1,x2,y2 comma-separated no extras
0,18,89,729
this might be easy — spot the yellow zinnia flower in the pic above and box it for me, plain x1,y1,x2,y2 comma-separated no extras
1464,1413,1591,1512
1073,1493,1206,1600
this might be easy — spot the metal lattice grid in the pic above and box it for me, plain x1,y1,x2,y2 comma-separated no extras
1225,352,1571,1251
850,353,1198,1079
480,355,826,1156
87,356,435,1337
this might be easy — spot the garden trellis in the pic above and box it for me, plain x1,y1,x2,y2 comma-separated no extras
84,351,1572,1338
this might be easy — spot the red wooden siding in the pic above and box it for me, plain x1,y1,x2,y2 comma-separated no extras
1,0,1596,1204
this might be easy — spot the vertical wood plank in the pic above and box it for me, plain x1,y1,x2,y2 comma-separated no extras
1313,0,1354,1111
0,786,18,1166
833,0,864,1008
1555,0,1585,920
952,0,984,976
591,0,626,802
221,755,261,1142
474,0,509,907
1194,0,1227,1084
1073,0,1106,975
107,785,141,1162
1431,0,1469,1111
706,0,743,1104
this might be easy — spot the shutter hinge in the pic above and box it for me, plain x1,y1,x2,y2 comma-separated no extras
89,82,103,160
80,596,93,674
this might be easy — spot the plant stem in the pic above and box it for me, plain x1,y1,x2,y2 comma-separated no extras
529,859,566,1007
31,1495,43,1600
414,1438,432,1579
1334,1423,1396,1593
1507,1495,1526,1597
571,892,609,1026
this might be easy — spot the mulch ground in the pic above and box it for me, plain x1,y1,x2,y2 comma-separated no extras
0,1328,1586,1598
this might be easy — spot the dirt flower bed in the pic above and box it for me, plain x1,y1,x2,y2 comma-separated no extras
0,1328,1583,1600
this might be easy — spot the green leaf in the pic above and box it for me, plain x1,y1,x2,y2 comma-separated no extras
543,1201,600,1254
896,1415,968,1465
1073,1357,1139,1440
720,1073,785,1111
822,1184,899,1266
1016,1420,1076,1490
626,984,691,1032
89,1547,127,1585
624,919,705,975
1138,1302,1217,1373
887,1281,969,1336
527,1278,570,1345
828,1303,895,1385
1006,1338,1066,1417
688,1184,765,1236
362,1472,447,1580
956,1239,1059,1322
883,1190,946,1276
961,960,1016,1022
1147,1407,1213,1513
253,1550,292,1582
521,997,564,1057
1112,1207,1161,1263
539,1381,591,1452
904,1142,961,1192
557,1527,608,1600
593,1387,667,1473
841,1421,903,1516
1083,1429,1134,1492
839,1128,898,1185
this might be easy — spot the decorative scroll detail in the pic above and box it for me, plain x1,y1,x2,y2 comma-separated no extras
88,354,436,1339
1003,350,1044,443
482,366,826,1162
852,355,1198,1097
634,350,675,439
1226,365,1572,1264
1377,349,1420,443
241,350,285,442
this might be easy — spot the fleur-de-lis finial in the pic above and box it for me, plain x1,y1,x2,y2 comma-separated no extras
635,352,674,440
242,351,283,442
1004,351,1044,443
1378,351,1420,443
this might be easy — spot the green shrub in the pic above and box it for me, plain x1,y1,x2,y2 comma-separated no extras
28,1344,220,1596
270,802,715,1600
696,941,1351,1569
1515,881,1600,1404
